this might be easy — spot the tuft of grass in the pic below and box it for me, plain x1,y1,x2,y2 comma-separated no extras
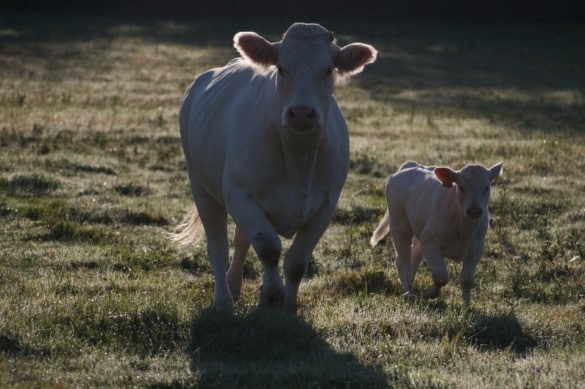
0,174,59,197
114,183,152,197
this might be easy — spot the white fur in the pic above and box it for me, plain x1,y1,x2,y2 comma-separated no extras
173,23,376,313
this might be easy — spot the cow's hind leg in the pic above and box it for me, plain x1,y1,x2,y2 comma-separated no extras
192,188,232,311
226,226,250,302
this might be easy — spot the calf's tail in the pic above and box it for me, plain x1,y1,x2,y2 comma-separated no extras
169,205,205,246
370,210,390,247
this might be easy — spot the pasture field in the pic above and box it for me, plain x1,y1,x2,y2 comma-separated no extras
1,13,584,387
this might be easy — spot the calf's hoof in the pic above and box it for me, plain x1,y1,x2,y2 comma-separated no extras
422,286,442,299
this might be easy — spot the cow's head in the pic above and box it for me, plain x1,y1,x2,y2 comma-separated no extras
434,162,503,220
234,23,377,135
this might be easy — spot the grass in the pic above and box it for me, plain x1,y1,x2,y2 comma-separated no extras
1,12,584,387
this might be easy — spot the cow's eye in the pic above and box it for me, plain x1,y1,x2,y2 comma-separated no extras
460,186,465,193
326,67,334,76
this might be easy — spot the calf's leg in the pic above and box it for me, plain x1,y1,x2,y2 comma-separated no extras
391,230,415,295
421,244,448,299
459,257,479,305
410,236,423,289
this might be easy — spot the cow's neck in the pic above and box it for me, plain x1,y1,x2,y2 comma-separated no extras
280,129,322,212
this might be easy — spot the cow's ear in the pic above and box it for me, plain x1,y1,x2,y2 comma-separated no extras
334,43,377,77
434,167,458,188
234,32,278,67
488,162,503,183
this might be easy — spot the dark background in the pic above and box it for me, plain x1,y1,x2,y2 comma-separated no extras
2,0,585,21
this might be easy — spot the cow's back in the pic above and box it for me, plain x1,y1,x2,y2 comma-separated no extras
180,58,271,145
180,59,276,202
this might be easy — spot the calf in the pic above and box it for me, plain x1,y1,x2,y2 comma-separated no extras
370,161,502,304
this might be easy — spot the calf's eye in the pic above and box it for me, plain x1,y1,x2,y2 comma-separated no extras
277,65,286,77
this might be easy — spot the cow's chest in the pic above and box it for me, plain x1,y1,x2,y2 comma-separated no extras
440,239,468,262
256,181,325,239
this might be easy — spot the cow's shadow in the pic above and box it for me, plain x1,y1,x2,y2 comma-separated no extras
189,307,389,387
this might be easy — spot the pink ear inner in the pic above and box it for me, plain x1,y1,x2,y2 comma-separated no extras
234,32,277,66
434,167,457,188
335,43,377,75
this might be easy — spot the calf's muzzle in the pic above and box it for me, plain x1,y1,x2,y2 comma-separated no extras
466,206,483,219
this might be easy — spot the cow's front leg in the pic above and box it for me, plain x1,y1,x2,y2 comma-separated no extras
254,230,285,307
421,243,448,299
283,206,334,313
225,189,284,308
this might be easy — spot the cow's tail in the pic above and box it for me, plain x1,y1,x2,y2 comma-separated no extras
169,205,205,246
369,210,390,247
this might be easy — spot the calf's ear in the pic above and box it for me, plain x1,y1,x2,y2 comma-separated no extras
488,162,503,183
434,167,458,188
335,43,377,77
234,32,278,67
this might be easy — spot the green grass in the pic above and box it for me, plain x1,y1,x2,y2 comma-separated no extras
1,12,584,387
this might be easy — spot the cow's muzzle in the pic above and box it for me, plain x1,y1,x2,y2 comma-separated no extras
285,105,320,130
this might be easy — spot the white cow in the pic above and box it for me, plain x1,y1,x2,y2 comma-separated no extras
370,161,502,305
173,23,377,313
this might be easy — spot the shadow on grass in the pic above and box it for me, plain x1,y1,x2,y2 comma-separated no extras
0,333,51,359
189,308,390,387
327,269,403,297
412,299,538,356
465,310,538,356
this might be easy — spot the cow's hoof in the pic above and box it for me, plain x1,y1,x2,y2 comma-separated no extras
260,287,285,308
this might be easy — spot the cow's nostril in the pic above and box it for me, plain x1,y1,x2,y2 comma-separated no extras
467,207,482,219
286,105,319,128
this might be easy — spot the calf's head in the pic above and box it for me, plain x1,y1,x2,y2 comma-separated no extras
434,162,503,220
234,23,377,134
